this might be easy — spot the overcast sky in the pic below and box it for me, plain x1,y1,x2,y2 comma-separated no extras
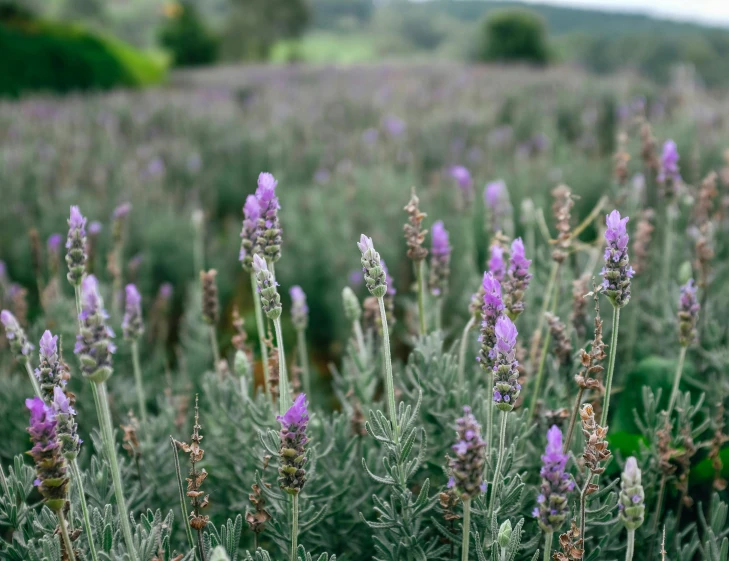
520,0,729,26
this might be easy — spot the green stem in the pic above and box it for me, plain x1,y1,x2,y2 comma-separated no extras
417,260,427,336
457,317,476,392
131,341,149,434
662,204,676,298
251,273,271,396
485,369,494,477
526,329,552,421
291,494,299,561
578,478,589,556
24,362,42,399
626,529,635,561
56,509,77,561
529,262,560,366
600,306,621,428
666,345,687,418
93,381,136,558
70,459,99,561
170,436,196,555
208,325,221,375
274,319,291,415
461,497,471,561
296,329,311,397
378,296,398,443
487,411,507,523
563,388,585,454
352,320,367,365
543,531,553,561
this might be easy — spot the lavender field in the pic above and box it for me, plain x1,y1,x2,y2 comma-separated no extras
0,63,728,561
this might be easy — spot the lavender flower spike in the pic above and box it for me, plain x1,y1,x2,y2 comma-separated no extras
601,210,634,308
484,180,513,235
492,315,520,412
277,393,309,495
504,237,532,319
448,406,487,498
657,139,681,194
253,254,282,320
290,286,309,331
449,165,474,201
74,275,115,383
26,397,68,512
678,279,700,347
477,272,504,371
618,457,645,531
358,234,388,298
122,284,144,340
488,245,506,282
533,425,573,532
428,220,451,296
255,172,282,263
52,386,82,461
65,205,87,286
239,194,262,272
35,330,67,401
2,309,34,363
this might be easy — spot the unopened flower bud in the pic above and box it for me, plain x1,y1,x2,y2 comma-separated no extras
342,287,362,322
357,235,388,298
497,520,512,548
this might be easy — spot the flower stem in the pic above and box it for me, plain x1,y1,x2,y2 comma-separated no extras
543,531,553,561
526,329,552,421
93,381,136,558
57,508,77,561
251,273,271,396
529,262,560,366
485,369,494,476
70,459,99,561
296,329,311,397
208,325,221,375
131,341,149,434
487,411,507,523
274,318,291,415
377,296,398,443
435,297,443,332
170,436,196,555
457,317,475,392
461,497,471,561
625,529,635,561
291,494,299,561
579,479,589,556
563,388,585,454
666,345,687,418
662,204,676,299
600,306,621,428
24,362,42,399
417,260,427,336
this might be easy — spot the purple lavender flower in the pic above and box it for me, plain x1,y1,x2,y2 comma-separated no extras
618,457,645,531
112,202,132,220
492,315,520,411
122,284,144,340
52,386,82,460
255,172,282,263
65,206,87,286
26,397,68,511
449,166,474,201
358,235,388,298
448,406,487,498
488,245,506,282
290,285,309,331
1,310,33,363
504,237,532,319
380,259,396,297
0,260,6,282
533,425,572,532
383,115,406,138
277,393,309,495
678,279,700,347
75,275,115,382
34,330,66,401
159,282,173,300
484,180,512,235
429,221,451,297
239,195,261,272
253,254,282,320
47,234,62,254
88,221,102,236
478,272,504,370
601,210,633,308
657,139,681,192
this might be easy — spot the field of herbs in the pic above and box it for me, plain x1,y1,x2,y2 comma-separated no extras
1,63,729,561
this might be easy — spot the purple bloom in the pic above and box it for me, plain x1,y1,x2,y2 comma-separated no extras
75,275,115,382
0,260,5,281
255,172,282,263
448,406,486,498
47,234,62,253
601,210,633,308
289,285,309,331
478,272,505,369
492,315,520,411
88,221,102,235
429,221,451,296
484,180,512,235
678,278,700,346
239,194,262,271
1,309,33,362
619,456,645,530
449,166,474,200
277,394,309,495
504,237,532,319
34,330,65,400
658,139,681,188
383,115,406,138
122,284,144,340
380,259,396,297
488,245,506,282
112,202,132,220
534,426,572,532
65,206,87,286
159,282,173,300
26,397,68,511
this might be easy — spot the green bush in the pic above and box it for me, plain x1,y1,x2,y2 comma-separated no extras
0,12,165,97
479,8,549,65
158,1,218,67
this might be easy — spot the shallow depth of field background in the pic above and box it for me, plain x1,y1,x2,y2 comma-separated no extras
1,0,729,559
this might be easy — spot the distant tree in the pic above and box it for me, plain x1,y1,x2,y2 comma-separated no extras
223,0,309,60
158,1,219,67
480,9,549,65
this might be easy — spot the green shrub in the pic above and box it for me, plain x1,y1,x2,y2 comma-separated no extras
479,8,549,65
158,1,218,67
0,13,165,97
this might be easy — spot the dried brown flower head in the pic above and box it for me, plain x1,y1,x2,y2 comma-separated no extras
200,269,219,325
551,185,574,263
553,520,584,561
546,312,572,367
580,404,611,481
175,395,209,532
632,209,655,275
403,187,428,263
614,132,631,186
